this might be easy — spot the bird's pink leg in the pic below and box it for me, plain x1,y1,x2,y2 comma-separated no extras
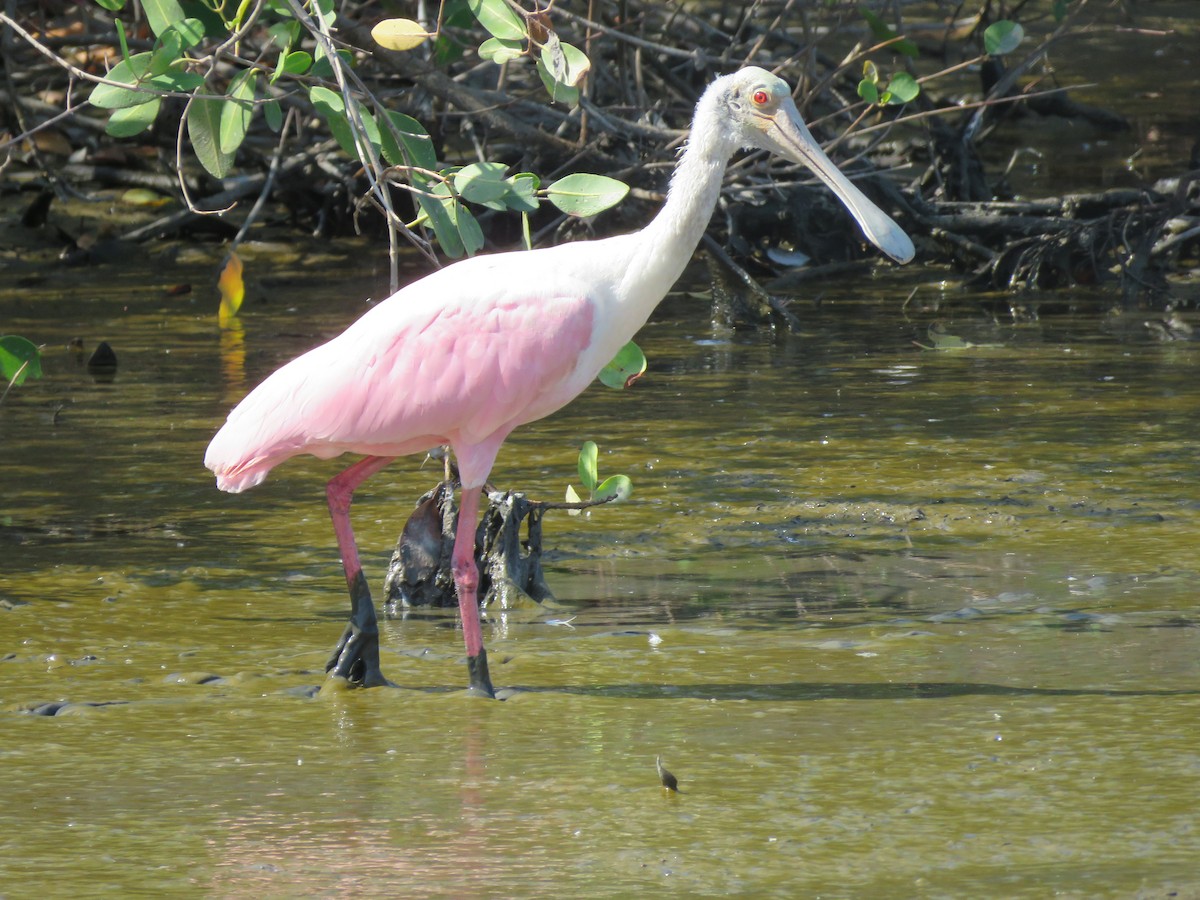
325,454,394,687
452,484,494,697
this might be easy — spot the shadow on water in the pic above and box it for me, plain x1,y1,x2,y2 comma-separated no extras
17,678,1197,717
517,681,1200,702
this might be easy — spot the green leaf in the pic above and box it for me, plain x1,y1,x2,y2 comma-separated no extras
219,69,256,161
859,7,919,57
268,19,301,51
479,36,524,64
114,16,133,64
166,18,206,48
546,38,589,87
885,72,920,104
282,50,313,74
187,96,233,177
430,183,484,257
309,87,385,164
312,0,335,27
413,190,464,258
578,441,599,493
535,58,576,105
89,52,154,109
309,85,357,158
0,336,43,385
598,341,647,389
434,36,466,67
106,96,162,136
860,8,889,39
984,20,1024,56
380,111,436,170
456,161,510,206
913,324,1002,351
857,79,880,105
309,47,355,79
505,173,540,213
262,97,283,132
89,50,204,109
447,198,484,256
279,50,312,76
431,4,472,65
152,70,203,93
536,39,590,105
89,81,152,108
360,109,384,155
467,0,526,41
308,84,343,113
546,173,628,217
594,475,632,504
150,30,182,75
141,0,185,37
94,0,126,10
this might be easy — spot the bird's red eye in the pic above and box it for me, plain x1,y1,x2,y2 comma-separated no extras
752,89,770,105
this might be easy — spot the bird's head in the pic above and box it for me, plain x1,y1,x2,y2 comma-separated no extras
715,67,915,264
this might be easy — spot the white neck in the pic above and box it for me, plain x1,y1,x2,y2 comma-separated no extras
616,86,736,314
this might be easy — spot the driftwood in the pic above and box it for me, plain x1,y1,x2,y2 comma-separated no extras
710,174,1200,327
707,174,1200,329
925,178,1200,305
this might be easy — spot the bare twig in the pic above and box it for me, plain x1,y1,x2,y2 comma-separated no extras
289,0,410,289
531,493,621,513
228,105,297,255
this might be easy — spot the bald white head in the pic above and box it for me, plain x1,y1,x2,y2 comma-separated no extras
705,67,914,264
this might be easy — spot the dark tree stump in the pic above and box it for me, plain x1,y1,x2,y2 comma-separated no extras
383,482,555,613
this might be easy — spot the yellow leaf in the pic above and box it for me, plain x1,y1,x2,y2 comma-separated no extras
218,252,244,326
565,483,583,516
121,187,171,207
371,18,432,52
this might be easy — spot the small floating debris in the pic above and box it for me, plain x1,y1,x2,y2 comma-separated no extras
765,246,810,268
545,616,577,628
163,671,224,685
86,341,118,380
913,323,1004,351
656,755,679,792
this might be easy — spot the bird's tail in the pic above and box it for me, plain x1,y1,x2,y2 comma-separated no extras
204,422,276,493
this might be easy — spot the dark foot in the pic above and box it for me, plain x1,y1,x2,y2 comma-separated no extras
467,648,495,698
325,570,391,687
325,622,391,687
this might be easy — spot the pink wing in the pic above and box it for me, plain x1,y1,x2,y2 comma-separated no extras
206,268,596,492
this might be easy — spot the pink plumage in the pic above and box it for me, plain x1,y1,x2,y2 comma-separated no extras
206,253,597,493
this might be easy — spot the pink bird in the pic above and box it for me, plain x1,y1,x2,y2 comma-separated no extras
204,67,914,697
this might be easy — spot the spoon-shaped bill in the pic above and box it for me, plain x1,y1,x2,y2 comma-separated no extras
763,99,915,264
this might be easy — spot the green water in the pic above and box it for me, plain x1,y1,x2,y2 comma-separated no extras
2,246,1198,896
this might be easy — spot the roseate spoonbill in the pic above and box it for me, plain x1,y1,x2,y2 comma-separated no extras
204,66,914,697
